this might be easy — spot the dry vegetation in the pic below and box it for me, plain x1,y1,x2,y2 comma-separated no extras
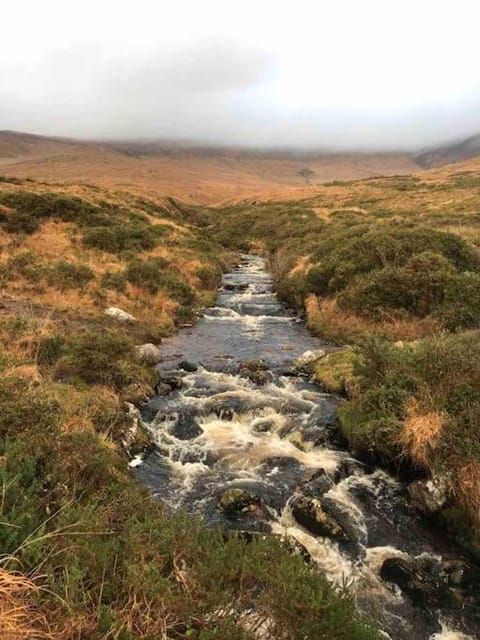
0,131,419,204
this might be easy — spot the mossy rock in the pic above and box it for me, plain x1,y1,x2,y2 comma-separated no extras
313,349,361,395
217,487,261,515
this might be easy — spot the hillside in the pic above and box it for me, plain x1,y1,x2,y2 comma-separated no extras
0,130,420,204
416,132,480,168
212,157,480,557
1,149,480,637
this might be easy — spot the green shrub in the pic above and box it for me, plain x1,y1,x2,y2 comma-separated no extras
7,251,46,281
101,270,127,292
47,261,95,290
338,251,455,318
125,257,170,293
37,335,65,365
196,264,222,289
3,211,40,234
0,377,60,446
58,329,145,389
438,272,480,330
125,258,195,305
83,224,155,253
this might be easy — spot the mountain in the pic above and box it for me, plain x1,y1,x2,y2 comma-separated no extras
0,130,420,204
415,133,480,168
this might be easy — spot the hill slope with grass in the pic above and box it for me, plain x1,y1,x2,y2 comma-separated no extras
0,174,381,638
212,159,480,554
0,130,420,204
2,152,480,636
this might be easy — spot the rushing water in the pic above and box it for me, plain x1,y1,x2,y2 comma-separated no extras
134,255,479,640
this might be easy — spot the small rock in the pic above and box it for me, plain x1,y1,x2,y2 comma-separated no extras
122,402,140,449
104,307,136,323
407,476,449,514
121,382,155,404
301,469,334,498
217,488,262,515
156,373,183,393
135,343,162,365
240,358,267,372
294,349,326,372
291,495,348,541
380,557,454,607
179,360,198,372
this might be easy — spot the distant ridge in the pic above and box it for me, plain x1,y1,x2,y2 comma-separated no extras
415,133,480,168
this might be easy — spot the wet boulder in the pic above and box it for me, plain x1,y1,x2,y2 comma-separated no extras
178,360,198,372
121,381,155,404
293,349,326,373
217,487,264,517
135,343,162,365
300,469,334,498
239,359,273,386
407,476,449,514
380,557,455,607
291,495,349,541
155,372,184,393
169,407,203,440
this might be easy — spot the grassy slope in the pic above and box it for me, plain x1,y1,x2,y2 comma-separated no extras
0,131,419,204
212,159,480,552
0,176,378,638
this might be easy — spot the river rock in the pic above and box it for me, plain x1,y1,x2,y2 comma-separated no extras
380,557,455,607
407,476,449,514
179,360,198,372
239,359,272,385
300,469,334,498
294,349,326,372
104,306,136,323
135,343,162,365
168,407,203,440
291,495,349,541
217,487,262,515
155,373,183,393
121,381,155,404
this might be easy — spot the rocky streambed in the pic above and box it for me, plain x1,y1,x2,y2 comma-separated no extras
132,255,480,640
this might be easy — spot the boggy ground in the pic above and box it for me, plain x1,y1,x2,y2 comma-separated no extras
0,176,378,638
211,159,480,559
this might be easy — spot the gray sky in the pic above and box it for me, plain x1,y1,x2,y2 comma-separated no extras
1,0,480,150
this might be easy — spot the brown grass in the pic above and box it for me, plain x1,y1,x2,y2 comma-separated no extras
454,460,480,530
0,131,420,205
0,568,51,640
399,399,445,467
306,295,441,344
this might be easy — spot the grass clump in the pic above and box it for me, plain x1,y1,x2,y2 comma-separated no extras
47,260,95,290
83,223,155,253
126,257,196,305
337,332,480,547
56,329,151,390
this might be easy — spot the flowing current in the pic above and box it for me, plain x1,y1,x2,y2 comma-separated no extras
134,255,479,640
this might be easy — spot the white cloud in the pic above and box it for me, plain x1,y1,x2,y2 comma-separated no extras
1,0,479,147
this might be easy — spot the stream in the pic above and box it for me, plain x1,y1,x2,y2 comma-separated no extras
134,255,479,640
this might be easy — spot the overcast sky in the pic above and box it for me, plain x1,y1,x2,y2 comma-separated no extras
1,0,479,150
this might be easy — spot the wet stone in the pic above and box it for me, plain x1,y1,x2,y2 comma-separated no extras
380,557,456,608
291,495,349,542
178,360,198,372
300,468,334,498
217,488,263,516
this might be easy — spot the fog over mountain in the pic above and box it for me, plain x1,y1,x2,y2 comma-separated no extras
1,0,480,149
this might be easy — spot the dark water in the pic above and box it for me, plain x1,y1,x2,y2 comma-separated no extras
134,255,479,640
